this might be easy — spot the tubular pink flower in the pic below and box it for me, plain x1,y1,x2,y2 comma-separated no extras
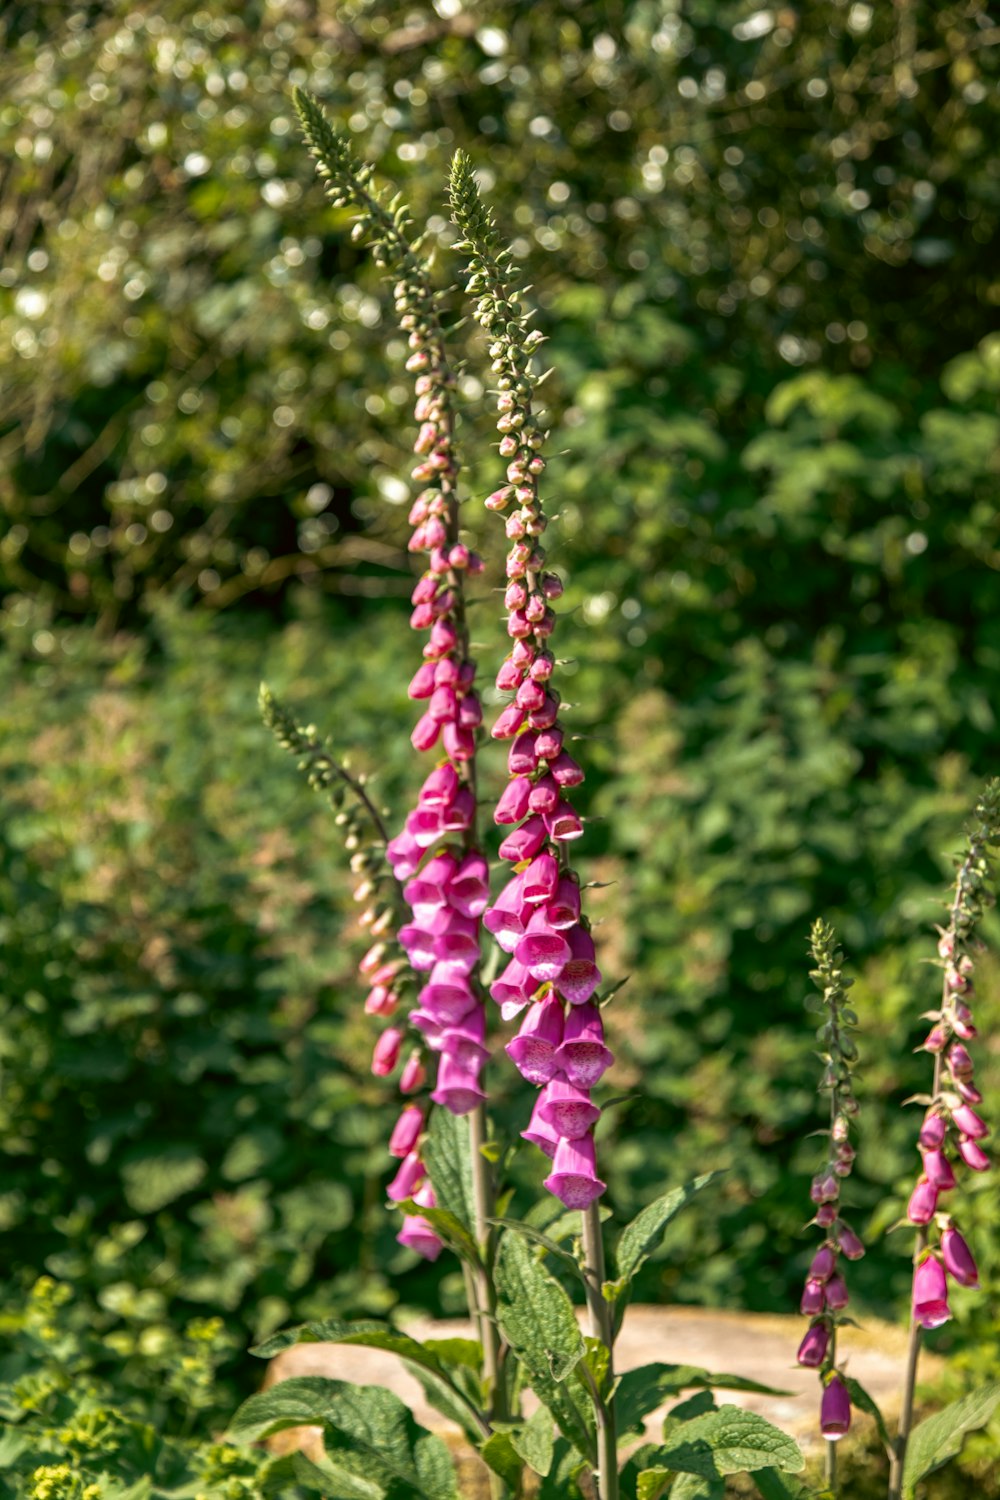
489,956,535,1018
809,1245,837,1283
543,1132,607,1209
951,1104,988,1139
912,1254,951,1329
399,1053,427,1094
431,1054,486,1116
957,1136,990,1171
521,1093,562,1158
537,1077,601,1139
506,998,564,1085
820,1375,851,1440
941,1226,979,1287
922,1149,956,1191
797,1322,830,1369
386,1151,426,1203
823,1273,849,1311
397,1215,444,1261
515,912,572,983
799,1279,826,1317
559,925,602,1005
555,1002,614,1088
448,852,491,918
372,1027,403,1077
907,1176,939,1225
483,871,529,952
388,1106,424,1159
547,875,582,930
836,1222,865,1261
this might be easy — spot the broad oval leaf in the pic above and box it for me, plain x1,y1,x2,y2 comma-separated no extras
228,1376,460,1500
643,1405,805,1480
248,1319,485,1442
495,1232,584,1383
902,1381,1000,1497
511,1403,555,1477
423,1106,476,1231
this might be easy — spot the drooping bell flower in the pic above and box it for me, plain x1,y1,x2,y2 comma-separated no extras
489,956,535,1018
555,1002,614,1088
372,1027,404,1077
820,1375,851,1440
796,1321,830,1369
521,1093,562,1159
431,1053,486,1116
388,1105,424,1159
543,1132,607,1209
515,910,571,983
506,998,564,1085
386,1151,426,1203
940,1226,979,1287
559,925,602,1005
907,1176,938,1225
912,1254,951,1329
537,1076,601,1140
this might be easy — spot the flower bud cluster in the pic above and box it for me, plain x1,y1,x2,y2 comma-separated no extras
798,921,864,1444
450,151,609,1209
906,780,1000,1328
295,92,492,1261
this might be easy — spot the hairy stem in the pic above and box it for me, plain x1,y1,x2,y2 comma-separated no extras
581,1203,618,1500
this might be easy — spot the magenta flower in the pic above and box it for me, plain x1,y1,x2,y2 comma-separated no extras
372,1027,403,1077
386,1151,426,1203
388,1105,424,1159
797,1322,830,1369
941,1226,979,1287
521,1093,563,1159
913,1253,951,1329
555,1002,614,1088
537,1077,601,1139
543,1133,607,1209
820,1375,851,1440
907,1177,939,1225
397,1215,444,1261
506,999,564,1085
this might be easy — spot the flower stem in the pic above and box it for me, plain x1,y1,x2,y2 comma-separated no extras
581,1203,618,1500
888,1306,922,1500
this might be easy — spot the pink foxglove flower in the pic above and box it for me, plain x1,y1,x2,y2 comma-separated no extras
912,1253,951,1329
901,785,1000,1342
796,921,863,1450
820,1375,851,1440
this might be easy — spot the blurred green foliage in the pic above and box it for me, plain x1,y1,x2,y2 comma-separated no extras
2,0,1000,1446
0,1276,275,1498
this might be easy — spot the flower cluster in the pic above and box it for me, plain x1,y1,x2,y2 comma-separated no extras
295,88,491,1261
906,781,1000,1328
797,921,864,1444
450,151,609,1210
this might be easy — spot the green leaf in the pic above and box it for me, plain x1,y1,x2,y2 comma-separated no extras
489,1216,586,1279
842,1374,891,1453
511,1404,555,1477
228,1377,459,1500
249,1320,484,1442
266,1449,386,1499
663,1390,717,1431
121,1148,207,1214
616,1363,793,1437
615,1174,723,1286
537,1438,589,1500
423,1107,476,1233
421,1337,482,1372
672,1474,725,1500
494,1233,593,1458
753,1472,816,1500
637,1470,674,1500
479,1431,523,1489
495,1232,584,1383
902,1382,1000,1497
641,1406,805,1480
